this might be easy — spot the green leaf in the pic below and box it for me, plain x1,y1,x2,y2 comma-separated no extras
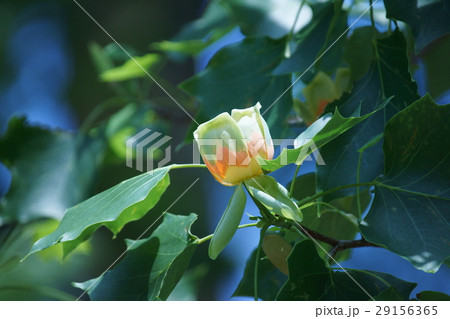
180,36,292,137
421,34,450,99
25,166,173,259
0,117,104,225
209,184,246,260
343,26,375,81
274,1,347,75
361,94,450,272
416,290,450,301
316,30,420,200
289,172,371,221
262,234,292,275
152,40,214,56
152,0,233,56
73,213,198,300
167,264,208,301
100,54,161,82
384,0,450,52
233,248,287,301
259,99,390,172
307,210,358,241
88,42,115,74
223,0,306,39
276,240,417,300
287,172,318,223
245,175,302,222
374,287,407,301
104,103,168,160
0,285,76,301
289,172,370,262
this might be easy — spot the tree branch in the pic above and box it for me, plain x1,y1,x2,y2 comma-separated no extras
284,222,381,252
298,224,381,250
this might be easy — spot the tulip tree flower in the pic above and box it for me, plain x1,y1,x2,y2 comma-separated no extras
297,68,351,125
194,103,274,186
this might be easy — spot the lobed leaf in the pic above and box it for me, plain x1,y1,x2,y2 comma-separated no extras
361,94,450,272
0,117,104,225
277,240,417,300
180,36,292,137
74,213,198,300
274,0,347,75
316,30,420,200
259,100,390,172
384,0,450,52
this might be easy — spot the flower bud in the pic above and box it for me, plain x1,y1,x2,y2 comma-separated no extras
301,68,351,125
194,103,274,186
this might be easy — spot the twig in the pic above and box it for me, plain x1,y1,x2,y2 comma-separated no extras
272,219,381,252
292,224,381,251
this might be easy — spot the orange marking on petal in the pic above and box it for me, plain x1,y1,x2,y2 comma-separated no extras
316,100,329,117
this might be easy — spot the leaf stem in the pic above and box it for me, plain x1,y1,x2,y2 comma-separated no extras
196,223,258,245
278,220,381,252
369,0,375,30
289,164,301,197
254,225,268,301
170,163,207,170
297,182,376,207
356,152,363,217
285,0,305,57
368,1,387,100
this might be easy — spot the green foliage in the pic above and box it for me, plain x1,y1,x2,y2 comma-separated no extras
1,0,449,301
416,290,450,301
274,1,347,75
180,37,292,137
317,30,419,200
0,118,103,225
233,248,287,301
152,0,233,56
105,103,166,160
361,95,450,272
277,240,417,300
100,54,162,82
343,26,374,82
223,0,304,39
73,213,198,300
422,35,450,99
25,166,172,259
384,0,450,52
245,175,302,222
289,172,371,262
259,101,390,172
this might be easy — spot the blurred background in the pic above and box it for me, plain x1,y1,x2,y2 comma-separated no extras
0,0,448,301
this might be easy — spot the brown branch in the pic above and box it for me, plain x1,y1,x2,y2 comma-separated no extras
297,224,381,251
279,221,381,252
